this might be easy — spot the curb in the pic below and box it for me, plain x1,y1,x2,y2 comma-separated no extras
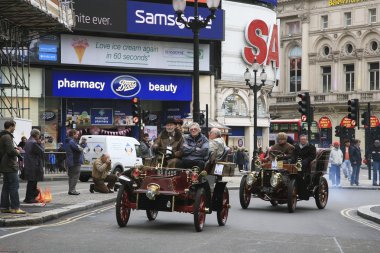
0,197,116,227
357,205,380,225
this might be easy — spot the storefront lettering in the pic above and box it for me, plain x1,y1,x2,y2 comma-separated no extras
57,78,105,91
148,82,177,94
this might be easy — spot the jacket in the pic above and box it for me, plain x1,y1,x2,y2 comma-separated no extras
182,133,209,161
270,142,295,161
292,143,316,165
65,137,83,168
329,147,343,165
349,145,362,166
140,141,152,158
92,158,111,180
153,128,184,158
24,137,45,181
0,130,19,173
370,146,380,162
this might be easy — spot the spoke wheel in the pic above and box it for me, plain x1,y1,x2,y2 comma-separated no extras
217,187,229,226
116,184,131,227
193,187,207,232
239,175,251,209
146,209,158,221
315,177,329,209
287,178,297,213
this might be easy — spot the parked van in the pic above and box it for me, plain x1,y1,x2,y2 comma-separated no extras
79,135,143,182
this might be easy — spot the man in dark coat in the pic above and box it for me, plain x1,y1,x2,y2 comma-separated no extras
65,129,83,195
0,120,25,214
292,134,316,172
349,139,362,186
23,129,45,203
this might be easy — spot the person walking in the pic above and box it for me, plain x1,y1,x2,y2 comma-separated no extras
23,129,45,203
65,129,83,195
341,140,352,183
369,140,380,186
350,139,362,186
0,120,25,214
329,141,343,187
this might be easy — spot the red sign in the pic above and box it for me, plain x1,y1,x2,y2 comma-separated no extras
340,116,356,128
319,117,332,129
370,116,380,128
301,115,307,122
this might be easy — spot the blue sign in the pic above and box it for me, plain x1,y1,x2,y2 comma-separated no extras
39,44,57,53
52,70,192,101
126,1,224,41
259,0,277,6
39,53,57,61
90,108,113,125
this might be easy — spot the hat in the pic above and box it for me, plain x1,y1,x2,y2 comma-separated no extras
164,118,176,125
333,141,340,146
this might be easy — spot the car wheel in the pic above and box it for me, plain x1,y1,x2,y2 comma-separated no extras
193,187,206,232
270,200,278,206
146,209,158,221
79,174,90,182
239,175,251,209
114,166,123,177
217,187,229,226
315,177,329,209
287,178,297,213
116,184,131,227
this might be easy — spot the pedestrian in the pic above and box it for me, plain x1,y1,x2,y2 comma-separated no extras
17,136,27,150
89,153,117,194
23,129,45,203
329,141,343,187
349,139,362,186
236,147,245,171
341,139,352,183
65,129,83,195
243,149,249,171
140,133,152,161
369,140,380,186
0,120,26,214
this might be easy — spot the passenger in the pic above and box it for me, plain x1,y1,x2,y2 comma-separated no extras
175,118,184,132
152,118,184,168
89,153,117,193
265,132,295,162
140,133,152,160
208,128,225,159
179,122,209,170
292,134,316,171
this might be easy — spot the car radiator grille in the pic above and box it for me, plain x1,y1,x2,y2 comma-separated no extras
261,170,273,187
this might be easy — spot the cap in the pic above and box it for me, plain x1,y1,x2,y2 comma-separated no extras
333,141,340,146
164,118,176,125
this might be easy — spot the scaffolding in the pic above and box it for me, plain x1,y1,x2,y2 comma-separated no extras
0,0,74,118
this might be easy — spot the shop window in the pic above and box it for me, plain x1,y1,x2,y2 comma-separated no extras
321,66,331,93
369,8,377,23
222,94,248,117
321,15,328,29
344,64,355,91
369,62,380,90
289,46,302,92
344,12,352,26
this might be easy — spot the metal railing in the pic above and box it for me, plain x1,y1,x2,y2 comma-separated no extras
43,151,66,174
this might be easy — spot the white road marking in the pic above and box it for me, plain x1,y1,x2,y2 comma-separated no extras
333,237,344,253
341,208,380,232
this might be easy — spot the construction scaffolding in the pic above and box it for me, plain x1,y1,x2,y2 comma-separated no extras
0,0,74,118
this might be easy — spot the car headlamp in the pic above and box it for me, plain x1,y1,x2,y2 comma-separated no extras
270,173,282,187
246,173,254,185
146,183,160,200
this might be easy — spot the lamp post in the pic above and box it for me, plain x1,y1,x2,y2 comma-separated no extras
173,0,220,123
244,58,267,170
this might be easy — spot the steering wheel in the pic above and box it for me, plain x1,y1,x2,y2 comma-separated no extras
156,148,174,159
269,150,285,158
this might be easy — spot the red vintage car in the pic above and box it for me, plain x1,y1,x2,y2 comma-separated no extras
115,153,230,232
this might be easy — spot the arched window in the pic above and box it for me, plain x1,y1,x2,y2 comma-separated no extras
289,46,302,92
222,94,248,117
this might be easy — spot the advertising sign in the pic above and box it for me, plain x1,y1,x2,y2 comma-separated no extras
319,116,332,129
61,34,210,71
91,108,113,125
51,70,192,101
370,116,380,128
126,1,224,40
340,116,356,128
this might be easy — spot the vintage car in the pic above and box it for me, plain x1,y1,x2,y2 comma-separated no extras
239,148,330,213
115,151,230,232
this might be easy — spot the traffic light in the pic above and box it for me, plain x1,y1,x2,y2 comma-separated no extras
199,113,205,126
335,126,340,137
347,99,359,124
297,92,310,123
361,111,369,127
131,97,140,125
142,110,150,125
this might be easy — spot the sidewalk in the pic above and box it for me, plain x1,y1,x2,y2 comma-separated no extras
0,167,379,227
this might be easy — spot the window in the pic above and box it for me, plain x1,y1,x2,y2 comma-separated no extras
321,15,328,29
371,41,378,51
289,46,302,92
286,21,300,35
344,12,352,26
346,43,354,54
322,46,330,56
369,8,377,23
222,94,248,117
344,64,355,91
369,62,379,90
322,66,331,93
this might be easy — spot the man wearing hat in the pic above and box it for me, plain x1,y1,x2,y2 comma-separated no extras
329,141,343,187
265,132,295,162
152,118,184,167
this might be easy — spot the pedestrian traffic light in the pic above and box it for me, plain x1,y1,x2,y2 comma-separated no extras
361,111,369,127
297,92,310,123
347,99,359,123
199,113,205,126
335,126,340,137
143,110,150,125
131,97,140,125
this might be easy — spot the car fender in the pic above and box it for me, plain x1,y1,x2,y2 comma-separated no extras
212,181,227,211
191,181,212,213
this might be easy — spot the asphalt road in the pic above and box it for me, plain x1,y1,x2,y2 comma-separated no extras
0,189,380,253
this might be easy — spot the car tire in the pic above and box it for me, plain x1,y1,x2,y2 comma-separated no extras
270,200,278,206
193,187,206,232
146,209,158,221
315,177,329,209
217,187,229,226
287,178,297,213
79,174,90,182
116,184,131,227
114,166,123,177
239,175,251,209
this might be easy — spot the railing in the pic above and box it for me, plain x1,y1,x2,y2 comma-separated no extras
43,151,66,174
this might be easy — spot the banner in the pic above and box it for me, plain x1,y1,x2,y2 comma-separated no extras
91,108,113,125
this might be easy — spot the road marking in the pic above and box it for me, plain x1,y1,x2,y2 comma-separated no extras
0,226,39,240
341,208,380,232
333,237,344,253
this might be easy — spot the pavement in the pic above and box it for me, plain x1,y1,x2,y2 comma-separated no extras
0,167,379,227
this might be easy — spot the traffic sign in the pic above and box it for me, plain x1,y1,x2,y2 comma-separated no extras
301,115,307,122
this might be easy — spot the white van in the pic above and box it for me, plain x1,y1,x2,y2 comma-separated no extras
79,135,143,182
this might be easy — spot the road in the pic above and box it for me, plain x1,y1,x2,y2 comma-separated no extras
0,189,379,253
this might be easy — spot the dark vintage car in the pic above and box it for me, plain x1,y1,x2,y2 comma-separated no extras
239,148,330,213
115,152,230,232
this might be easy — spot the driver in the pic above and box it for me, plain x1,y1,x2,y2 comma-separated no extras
266,132,295,162
152,118,184,167
292,134,316,172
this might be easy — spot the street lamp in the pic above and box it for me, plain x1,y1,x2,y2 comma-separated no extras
245,58,267,170
173,0,221,123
